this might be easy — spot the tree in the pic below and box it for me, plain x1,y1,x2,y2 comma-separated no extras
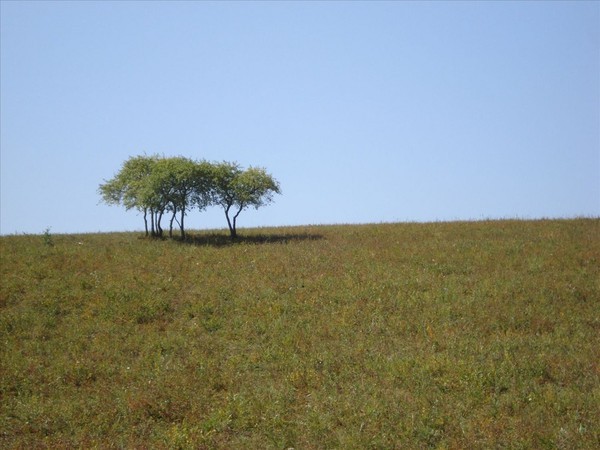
211,162,281,239
150,157,212,239
99,155,160,236
100,156,281,240
100,155,214,239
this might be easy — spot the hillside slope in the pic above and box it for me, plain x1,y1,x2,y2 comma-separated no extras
1,219,599,448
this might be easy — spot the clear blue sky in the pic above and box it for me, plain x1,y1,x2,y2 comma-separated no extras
1,1,598,235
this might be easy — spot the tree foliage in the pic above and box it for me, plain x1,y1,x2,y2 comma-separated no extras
211,163,281,238
99,156,280,239
99,155,160,236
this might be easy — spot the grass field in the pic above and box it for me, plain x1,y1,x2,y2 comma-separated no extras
1,219,599,448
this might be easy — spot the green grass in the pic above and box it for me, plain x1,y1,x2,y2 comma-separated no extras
1,219,599,448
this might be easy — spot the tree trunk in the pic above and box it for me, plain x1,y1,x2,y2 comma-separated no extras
150,209,156,237
179,209,185,239
231,206,244,239
143,208,149,236
169,207,176,239
224,205,236,239
157,210,164,237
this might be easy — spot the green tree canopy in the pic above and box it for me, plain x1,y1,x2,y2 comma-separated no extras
99,155,159,236
100,156,280,239
211,163,281,239
149,157,212,239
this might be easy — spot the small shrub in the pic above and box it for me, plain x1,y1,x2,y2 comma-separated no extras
42,227,54,247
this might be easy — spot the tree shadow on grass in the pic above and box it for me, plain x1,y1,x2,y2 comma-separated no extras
177,232,325,248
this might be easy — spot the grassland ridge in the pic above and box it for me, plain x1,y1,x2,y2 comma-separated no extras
1,219,598,448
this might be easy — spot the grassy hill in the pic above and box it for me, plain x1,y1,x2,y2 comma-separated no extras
1,219,598,448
